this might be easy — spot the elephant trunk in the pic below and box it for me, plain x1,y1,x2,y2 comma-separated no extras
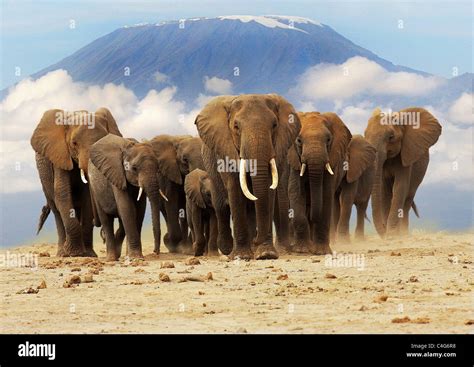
371,150,387,237
142,176,162,253
307,159,325,223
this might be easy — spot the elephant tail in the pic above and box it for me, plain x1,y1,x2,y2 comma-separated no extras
36,204,50,235
364,213,371,223
411,201,420,218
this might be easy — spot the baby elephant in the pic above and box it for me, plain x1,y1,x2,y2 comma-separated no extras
333,135,376,242
184,169,218,256
89,134,165,261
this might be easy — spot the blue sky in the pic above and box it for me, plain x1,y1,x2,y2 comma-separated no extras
1,0,472,89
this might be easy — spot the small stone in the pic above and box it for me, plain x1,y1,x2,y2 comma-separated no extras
37,280,47,289
464,320,474,325
159,273,170,282
160,261,175,269
83,274,94,283
390,252,401,256
374,294,389,303
392,316,411,323
70,267,81,272
409,276,418,283
205,272,213,281
359,305,368,311
198,291,205,295
412,317,430,324
277,274,289,281
39,252,50,257
69,275,81,284
134,268,145,273
17,287,39,294
185,257,201,266
325,273,337,279
236,327,247,334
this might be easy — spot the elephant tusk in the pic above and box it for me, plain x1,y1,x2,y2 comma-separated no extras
325,162,334,175
239,159,258,201
269,158,278,190
159,189,169,202
80,169,88,184
300,163,306,177
137,187,143,201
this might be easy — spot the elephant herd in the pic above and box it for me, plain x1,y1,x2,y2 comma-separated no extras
32,94,442,261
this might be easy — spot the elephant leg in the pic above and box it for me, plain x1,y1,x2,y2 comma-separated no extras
274,181,291,252
400,197,413,235
289,173,312,253
80,185,96,257
98,212,118,261
227,177,252,260
386,169,410,237
114,218,126,258
136,196,146,239
247,202,257,246
191,206,206,257
163,187,184,253
53,168,85,257
311,174,333,255
355,201,369,241
382,178,393,229
331,192,341,243
114,188,143,259
337,183,357,244
50,203,66,247
207,210,219,256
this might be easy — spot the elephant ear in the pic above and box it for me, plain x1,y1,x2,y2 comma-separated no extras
266,94,302,165
90,134,132,190
194,96,239,162
150,135,183,185
322,112,352,169
346,135,377,183
288,144,301,171
184,169,207,209
30,109,73,170
95,107,122,136
401,107,442,167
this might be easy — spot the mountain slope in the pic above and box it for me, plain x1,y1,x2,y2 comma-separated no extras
33,15,428,102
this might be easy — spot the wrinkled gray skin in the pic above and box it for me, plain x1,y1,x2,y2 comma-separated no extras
32,108,122,257
185,169,218,256
88,135,164,260
333,135,377,243
364,108,441,238
196,94,300,260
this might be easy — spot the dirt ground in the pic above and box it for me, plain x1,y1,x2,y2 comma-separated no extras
1,231,473,334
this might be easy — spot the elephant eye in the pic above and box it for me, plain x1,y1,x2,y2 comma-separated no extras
131,165,138,172
272,120,278,130
296,137,302,146
72,140,77,146
388,134,395,141
233,120,240,131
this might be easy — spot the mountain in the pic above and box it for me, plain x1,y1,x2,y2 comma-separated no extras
31,15,430,103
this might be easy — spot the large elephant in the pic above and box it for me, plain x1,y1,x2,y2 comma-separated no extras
184,169,218,256
149,134,194,254
288,111,352,255
88,134,167,260
31,108,122,256
364,107,441,237
333,135,376,242
195,94,301,260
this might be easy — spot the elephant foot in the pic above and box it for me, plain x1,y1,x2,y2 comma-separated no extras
206,249,220,257
229,247,253,261
193,242,206,257
177,242,194,255
106,254,119,262
275,239,291,254
128,249,144,259
56,244,67,257
83,248,98,257
254,244,279,260
217,236,233,256
310,243,333,256
354,234,365,242
291,240,313,254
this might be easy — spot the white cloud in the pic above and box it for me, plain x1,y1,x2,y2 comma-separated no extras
154,71,169,83
448,92,473,126
295,56,443,101
203,76,233,95
0,70,202,194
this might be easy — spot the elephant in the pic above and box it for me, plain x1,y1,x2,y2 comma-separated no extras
333,135,377,243
148,134,195,254
288,111,352,255
195,94,301,260
176,137,205,175
88,134,168,260
184,169,219,256
31,108,122,257
364,107,441,237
